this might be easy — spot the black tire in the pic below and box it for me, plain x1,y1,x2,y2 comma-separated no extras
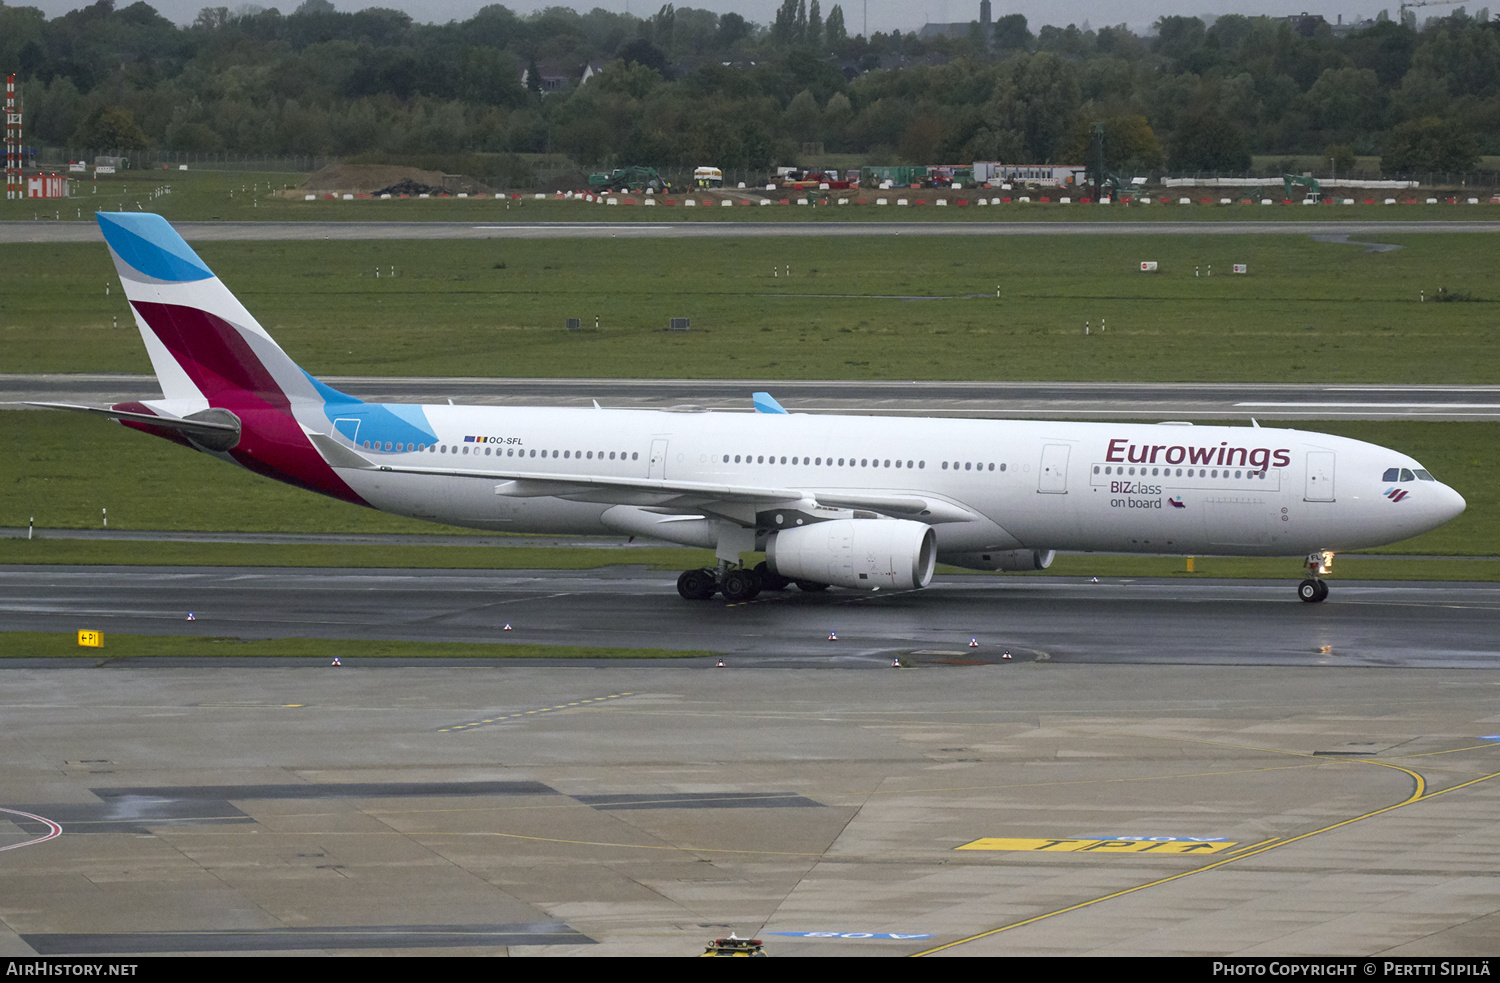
722,568,759,602
795,580,830,592
754,561,791,591
1298,579,1324,603
677,568,717,601
1315,579,1330,602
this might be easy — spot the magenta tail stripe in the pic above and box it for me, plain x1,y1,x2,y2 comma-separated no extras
132,301,289,408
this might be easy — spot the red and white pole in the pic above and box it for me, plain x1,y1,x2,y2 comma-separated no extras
5,74,20,201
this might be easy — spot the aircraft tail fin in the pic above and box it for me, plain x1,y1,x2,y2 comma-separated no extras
96,212,355,410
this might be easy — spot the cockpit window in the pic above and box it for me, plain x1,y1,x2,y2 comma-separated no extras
1414,469,1435,481
1383,468,1400,482
1400,468,1416,482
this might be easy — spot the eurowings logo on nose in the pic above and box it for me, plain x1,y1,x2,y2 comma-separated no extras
1168,496,1185,509
1385,487,1409,502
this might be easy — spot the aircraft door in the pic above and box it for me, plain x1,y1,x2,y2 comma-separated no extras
649,439,668,479
1304,451,1336,502
1038,444,1070,494
333,418,360,445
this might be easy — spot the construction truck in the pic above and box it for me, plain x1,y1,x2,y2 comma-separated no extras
1283,173,1321,202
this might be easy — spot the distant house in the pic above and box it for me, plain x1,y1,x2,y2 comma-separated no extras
520,64,575,94
1285,12,1328,37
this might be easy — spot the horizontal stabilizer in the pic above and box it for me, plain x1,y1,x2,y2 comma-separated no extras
27,402,239,434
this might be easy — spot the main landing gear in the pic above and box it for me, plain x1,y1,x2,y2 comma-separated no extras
1298,550,1334,603
676,561,828,602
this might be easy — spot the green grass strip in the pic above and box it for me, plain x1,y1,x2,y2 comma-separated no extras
0,538,713,570
4,230,1497,382
0,631,710,660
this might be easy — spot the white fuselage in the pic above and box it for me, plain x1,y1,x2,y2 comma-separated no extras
329,405,1465,559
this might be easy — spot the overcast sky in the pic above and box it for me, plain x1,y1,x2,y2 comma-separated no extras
19,1,1406,33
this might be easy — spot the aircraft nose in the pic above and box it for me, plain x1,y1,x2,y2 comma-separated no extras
1439,484,1467,523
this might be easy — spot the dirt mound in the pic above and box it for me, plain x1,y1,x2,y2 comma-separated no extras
299,163,493,195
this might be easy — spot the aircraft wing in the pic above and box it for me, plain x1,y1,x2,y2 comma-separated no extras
307,432,979,525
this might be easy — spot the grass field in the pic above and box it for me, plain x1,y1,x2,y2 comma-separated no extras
3,168,1497,225
4,412,1495,558
1,231,1494,382
0,630,708,660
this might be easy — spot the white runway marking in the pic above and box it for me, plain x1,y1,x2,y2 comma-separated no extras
0,807,62,851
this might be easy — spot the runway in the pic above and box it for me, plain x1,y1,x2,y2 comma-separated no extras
3,218,1499,244
3,566,1499,669
8,375,1500,420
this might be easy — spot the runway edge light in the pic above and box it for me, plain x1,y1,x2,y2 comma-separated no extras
77,630,103,648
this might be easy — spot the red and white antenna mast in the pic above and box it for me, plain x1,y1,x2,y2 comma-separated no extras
5,74,20,201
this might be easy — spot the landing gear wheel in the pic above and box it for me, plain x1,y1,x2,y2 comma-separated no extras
722,568,761,603
754,561,790,591
794,580,830,592
677,568,717,601
1298,579,1328,603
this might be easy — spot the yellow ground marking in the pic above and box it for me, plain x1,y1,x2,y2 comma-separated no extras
438,692,634,732
910,765,1500,957
956,838,1236,855
198,703,305,708
1222,837,1280,857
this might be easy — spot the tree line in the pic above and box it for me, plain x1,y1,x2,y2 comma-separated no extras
0,0,1493,182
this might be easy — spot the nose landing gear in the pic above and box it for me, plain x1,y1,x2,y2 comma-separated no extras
1298,550,1334,603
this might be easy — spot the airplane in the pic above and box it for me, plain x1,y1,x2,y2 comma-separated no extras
32,212,1466,604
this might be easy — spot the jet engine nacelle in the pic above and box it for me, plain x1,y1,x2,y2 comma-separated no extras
941,549,1056,572
767,518,936,591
